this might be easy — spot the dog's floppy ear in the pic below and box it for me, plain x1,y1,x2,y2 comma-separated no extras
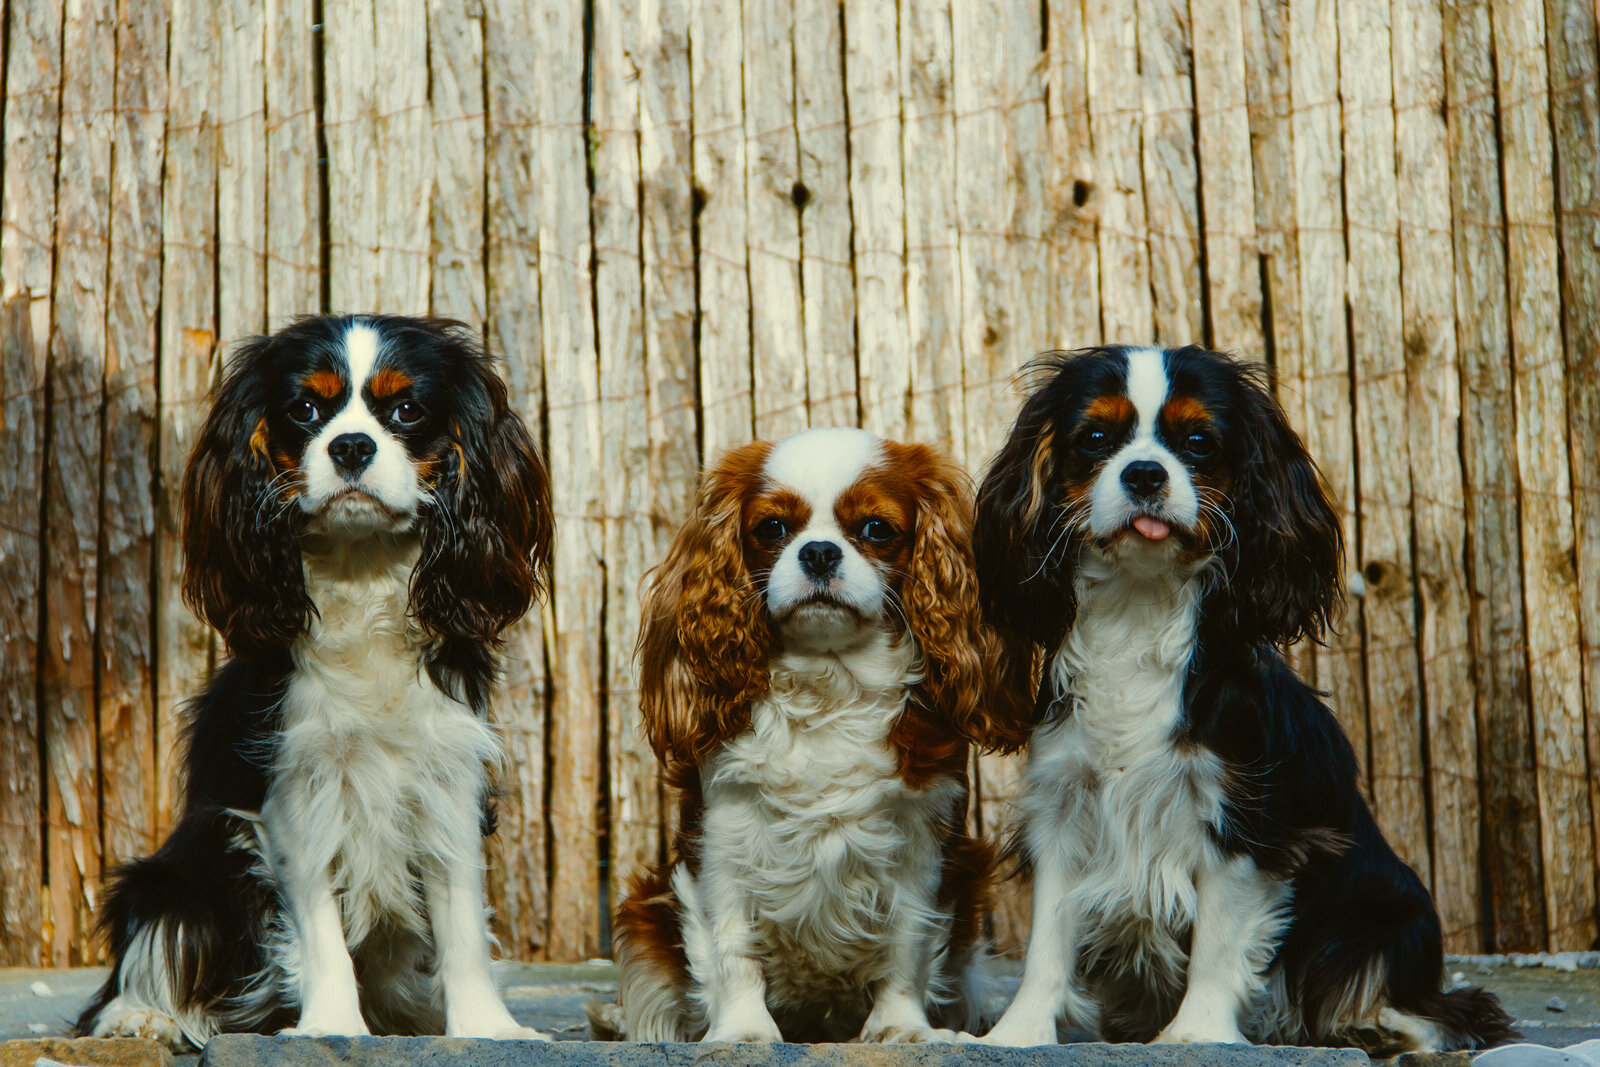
637,442,772,774
182,335,312,656
1219,362,1344,647
973,366,1081,740
410,329,553,649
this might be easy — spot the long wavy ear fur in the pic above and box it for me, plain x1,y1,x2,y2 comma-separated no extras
892,444,1028,754
637,442,772,775
411,336,553,647
1220,361,1344,647
182,337,311,656
973,366,1080,741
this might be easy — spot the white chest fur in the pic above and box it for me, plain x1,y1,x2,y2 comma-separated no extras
1021,555,1223,966
260,537,498,945
690,633,959,1000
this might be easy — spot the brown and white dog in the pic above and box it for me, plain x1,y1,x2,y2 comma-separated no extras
595,427,1004,1044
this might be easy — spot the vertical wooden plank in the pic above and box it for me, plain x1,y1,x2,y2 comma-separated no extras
1490,0,1597,950
1190,0,1262,355
793,0,856,431
1137,0,1203,345
43,0,116,964
1291,0,1368,775
483,0,550,959
219,0,267,341
265,0,322,322
901,0,966,461
98,0,167,874
639,0,700,852
692,0,754,455
1392,0,1482,952
1541,0,1600,947
593,0,661,924
845,0,909,441
1044,0,1102,353
1442,0,1544,951
952,0,1046,953
744,0,806,438
322,0,378,310
535,0,603,962
1338,0,1429,885
428,0,486,327
0,0,64,967
1084,0,1154,342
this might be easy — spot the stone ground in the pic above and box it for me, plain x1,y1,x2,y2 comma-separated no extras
0,956,1594,1065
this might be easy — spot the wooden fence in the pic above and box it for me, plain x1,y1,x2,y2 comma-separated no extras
2,0,1598,967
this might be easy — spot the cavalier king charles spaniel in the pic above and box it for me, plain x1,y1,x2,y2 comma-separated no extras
967,345,1512,1053
78,315,552,1049
594,427,1003,1044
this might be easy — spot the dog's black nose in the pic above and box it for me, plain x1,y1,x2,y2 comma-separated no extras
798,540,843,579
1121,460,1168,497
328,432,377,475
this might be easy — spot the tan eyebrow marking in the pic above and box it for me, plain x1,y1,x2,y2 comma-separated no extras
1161,395,1211,426
301,369,343,398
369,367,413,399
1083,395,1135,424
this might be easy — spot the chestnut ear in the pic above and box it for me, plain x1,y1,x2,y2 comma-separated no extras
181,336,311,656
973,381,1079,743
1218,363,1344,647
410,340,552,649
636,442,772,773
893,444,1028,754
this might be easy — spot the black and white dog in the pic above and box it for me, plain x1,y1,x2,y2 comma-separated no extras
968,345,1513,1053
78,316,552,1049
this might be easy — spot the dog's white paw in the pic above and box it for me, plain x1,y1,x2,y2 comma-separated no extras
860,1024,962,1044
92,1002,189,1051
1152,1022,1246,1045
477,1025,552,1041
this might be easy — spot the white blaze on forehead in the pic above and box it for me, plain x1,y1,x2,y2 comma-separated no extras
1124,347,1170,438
763,427,883,513
341,320,382,392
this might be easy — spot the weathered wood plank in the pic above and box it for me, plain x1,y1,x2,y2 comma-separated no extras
744,0,806,438
98,0,168,875
482,0,550,959
0,0,65,967
1084,0,1154,343
42,0,116,963
638,0,698,852
592,0,661,920
428,0,486,327
845,0,909,441
1441,0,1544,951
1392,0,1481,952
901,0,966,461
219,0,267,345
1137,0,1203,345
1044,0,1101,353
794,0,856,431
1541,0,1600,946
1189,0,1261,354
322,0,378,310
373,0,430,311
265,0,321,321
691,0,753,455
1337,0,1429,885
1490,0,1597,950
535,0,603,962
1290,0,1368,776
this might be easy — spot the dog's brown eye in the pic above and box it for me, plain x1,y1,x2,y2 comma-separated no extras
390,401,424,427
859,518,896,543
289,399,319,425
1078,428,1110,456
754,518,787,543
1184,432,1216,458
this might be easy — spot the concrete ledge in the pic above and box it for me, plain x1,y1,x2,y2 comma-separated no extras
198,1036,1378,1067
0,1036,173,1066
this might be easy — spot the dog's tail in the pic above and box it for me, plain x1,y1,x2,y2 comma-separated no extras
586,999,628,1041
1402,985,1518,1052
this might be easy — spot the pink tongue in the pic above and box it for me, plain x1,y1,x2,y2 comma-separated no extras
1132,515,1171,541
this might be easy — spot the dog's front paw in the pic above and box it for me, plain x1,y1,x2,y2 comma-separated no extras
860,1024,962,1044
279,1016,370,1039
702,1015,782,1043
482,1025,552,1041
1152,1019,1246,1045
970,1016,1060,1047
92,1001,189,1051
